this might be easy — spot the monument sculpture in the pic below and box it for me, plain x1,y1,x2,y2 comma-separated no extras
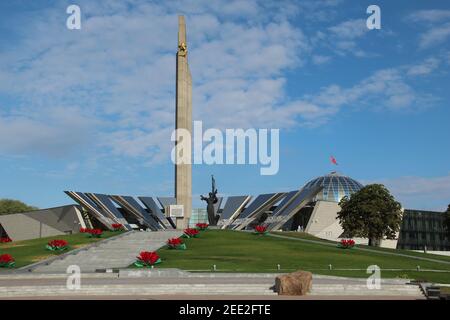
201,175,219,225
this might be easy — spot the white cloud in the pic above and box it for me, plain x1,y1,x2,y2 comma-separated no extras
368,174,450,211
312,19,371,57
328,19,368,39
312,55,331,65
407,9,450,49
0,107,97,157
0,0,311,163
0,0,440,166
407,57,440,76
310,67,425,111
419,22,450,49
408,9,450,23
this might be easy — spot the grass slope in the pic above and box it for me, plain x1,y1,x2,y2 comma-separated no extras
0,231,124,268
274,231,450,262
157,230,450,283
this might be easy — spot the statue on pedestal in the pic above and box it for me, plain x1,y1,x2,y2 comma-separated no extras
200,175,219,225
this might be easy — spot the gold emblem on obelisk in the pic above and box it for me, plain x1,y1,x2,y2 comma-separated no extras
178,42,187,56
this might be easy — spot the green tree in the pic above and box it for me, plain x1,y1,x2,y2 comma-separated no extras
0,199,38,215
337,184,402,247
444,205,450,239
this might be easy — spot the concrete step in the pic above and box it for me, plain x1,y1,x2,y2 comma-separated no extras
310,284,423,296
32,231,183,273
0,281,424,298
0,284,277,297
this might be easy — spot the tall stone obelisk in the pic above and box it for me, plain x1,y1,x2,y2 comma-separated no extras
175,15,192,229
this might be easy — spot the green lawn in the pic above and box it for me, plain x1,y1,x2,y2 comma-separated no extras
272,231,450,263
155,230,450,284
0,231,125,268
271,231,336,242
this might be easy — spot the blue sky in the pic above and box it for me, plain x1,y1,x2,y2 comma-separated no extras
0,0,449,211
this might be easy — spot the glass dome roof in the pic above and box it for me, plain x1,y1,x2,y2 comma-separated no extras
303,171,364,203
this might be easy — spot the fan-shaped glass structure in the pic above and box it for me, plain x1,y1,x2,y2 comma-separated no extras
303,172,364,203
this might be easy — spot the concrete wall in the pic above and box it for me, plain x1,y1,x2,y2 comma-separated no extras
0,205,84,241
304,200,399,249
305,201,343,241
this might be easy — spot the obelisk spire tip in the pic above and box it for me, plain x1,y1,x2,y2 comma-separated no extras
178,15,186,45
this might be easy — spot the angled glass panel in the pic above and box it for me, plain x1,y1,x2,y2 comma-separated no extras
86,193,133,230
220,196,251,220
64,191,114,229
139,196,176,229
111,195,161,230
233,193,286,230
239,194,277,219
266,185,323,231
157,197,177,209
271,191,299,217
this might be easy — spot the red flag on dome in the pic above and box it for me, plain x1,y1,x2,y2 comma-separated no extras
330,155,338,165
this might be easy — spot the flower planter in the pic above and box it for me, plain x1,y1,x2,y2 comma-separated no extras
183,228,200,238
46,239,69,251
0,254,15,268
167,238,186,250
253,225,268,235
0,237,12,243
195,223,209,231
134,251,161,268
112,224,124,231
338,239,355,249
81,228,103,238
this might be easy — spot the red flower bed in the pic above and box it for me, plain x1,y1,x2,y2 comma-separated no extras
134,251,161,267
339,239,355,249
0,254,15,268
112,223,124,231
88,229,103,238
167,237,186,250
0,237,12,243
183,228,199,238
254,225,268,235
80,228,103,237
46,239,69,251
195,223,209,231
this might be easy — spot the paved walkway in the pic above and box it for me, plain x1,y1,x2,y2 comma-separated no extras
0,272,424,299
30,230,182,273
